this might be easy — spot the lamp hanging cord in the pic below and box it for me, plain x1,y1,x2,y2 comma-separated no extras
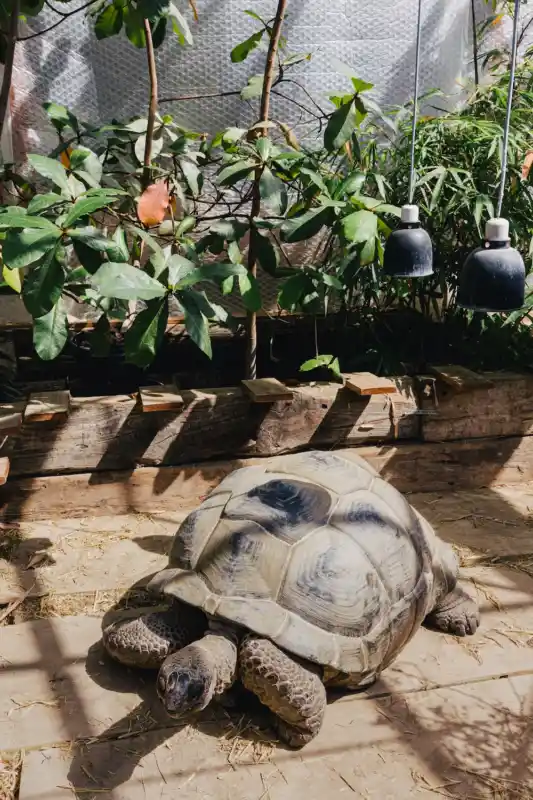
408,0,423,204
497,0,521,218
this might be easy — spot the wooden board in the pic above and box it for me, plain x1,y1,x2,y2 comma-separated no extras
421,371,533,442
139,384,183,412
429,364,494,392
2,434,532,522
0,401,25,435
0,456,9,486
23,390,70,423
344,372,398,395
241,377,293,402
7,381,418,477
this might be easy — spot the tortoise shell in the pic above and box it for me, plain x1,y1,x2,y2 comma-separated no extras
147,450,439,676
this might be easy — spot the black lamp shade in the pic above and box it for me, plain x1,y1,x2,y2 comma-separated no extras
383,205,433,278
457,219,525,312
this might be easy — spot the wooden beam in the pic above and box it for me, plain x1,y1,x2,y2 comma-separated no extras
344,372,398,396
1,435,532,521
429,365,494,392
0,401,25,435
241,377,293,403
7,382,418,477
0,457,9,486
24,390,71,423
421,371,533,442
139,385,183,413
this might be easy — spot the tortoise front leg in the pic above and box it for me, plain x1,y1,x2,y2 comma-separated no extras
239,635,326,748
103,601,206,669
424,585,480,637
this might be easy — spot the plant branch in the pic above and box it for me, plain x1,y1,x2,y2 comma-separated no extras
15,0,98,40
142,18,158,190
245,0,288,380
0,0,19,146
159,90,241,103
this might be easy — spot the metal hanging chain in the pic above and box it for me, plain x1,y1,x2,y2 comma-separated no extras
408,0,423,205
497,0,521,218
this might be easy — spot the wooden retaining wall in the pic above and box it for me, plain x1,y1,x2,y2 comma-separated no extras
2,368,533,520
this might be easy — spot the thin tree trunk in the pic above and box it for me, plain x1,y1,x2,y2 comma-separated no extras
0,0,19,147
142,18,158,189
245,0,288,380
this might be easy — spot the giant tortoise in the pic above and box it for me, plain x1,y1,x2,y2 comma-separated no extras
103,450,479,747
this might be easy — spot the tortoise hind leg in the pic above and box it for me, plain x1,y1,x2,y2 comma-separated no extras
103,601,206,669
239,635,326,748
424,585,480,637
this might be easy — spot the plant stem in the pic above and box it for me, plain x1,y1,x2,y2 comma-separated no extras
0,0,19,147
471,0,479,86
245,0,288,380
142,18,158,190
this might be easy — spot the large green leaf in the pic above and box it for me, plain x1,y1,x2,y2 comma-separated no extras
27,193,65,215
324,99,356,152
124,297,169,367
169,2,193,45
241,74,263,100
180,158,202,197
23,253,65,317
179,291,212,357
0,209,60,231
63,194,115,228
238,272,261,312
2,265,21,293
92,263,167,301
278,273,312,310
253,229,279,276
72,240,104,274
280,206,332,244
210,218,249,242
108,226,130,262
300,354,341,377
124,5,146,47
167,254,197,288
69,226,118,255
259,167,286,215
231,30,264,63
28,154,70,194
218,160,255,186
341,209,378,243
94,3,124,39
2,228,61,269
33,300,68,361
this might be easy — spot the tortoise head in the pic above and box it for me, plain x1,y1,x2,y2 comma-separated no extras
157,643,216,718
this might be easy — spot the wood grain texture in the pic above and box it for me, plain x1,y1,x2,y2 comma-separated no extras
421,372,533,442
344,372,398,396
241,377,293,403
429,365,494,392
0,457,9,486
2,435,531,521
139,385,183,413
0,401,25,434
24,390,71,423
8,380,419,477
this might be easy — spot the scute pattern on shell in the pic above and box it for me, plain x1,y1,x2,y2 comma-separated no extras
147,451,438,675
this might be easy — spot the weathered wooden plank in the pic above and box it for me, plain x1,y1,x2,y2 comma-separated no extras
0,401,25,435
429,365,494,392
421,371,533,442
344,372,398,395
0,456,9,486
7,380,418,477
24,390,71,423
241,377,293,403
1,434,532,522
139,384,183,413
